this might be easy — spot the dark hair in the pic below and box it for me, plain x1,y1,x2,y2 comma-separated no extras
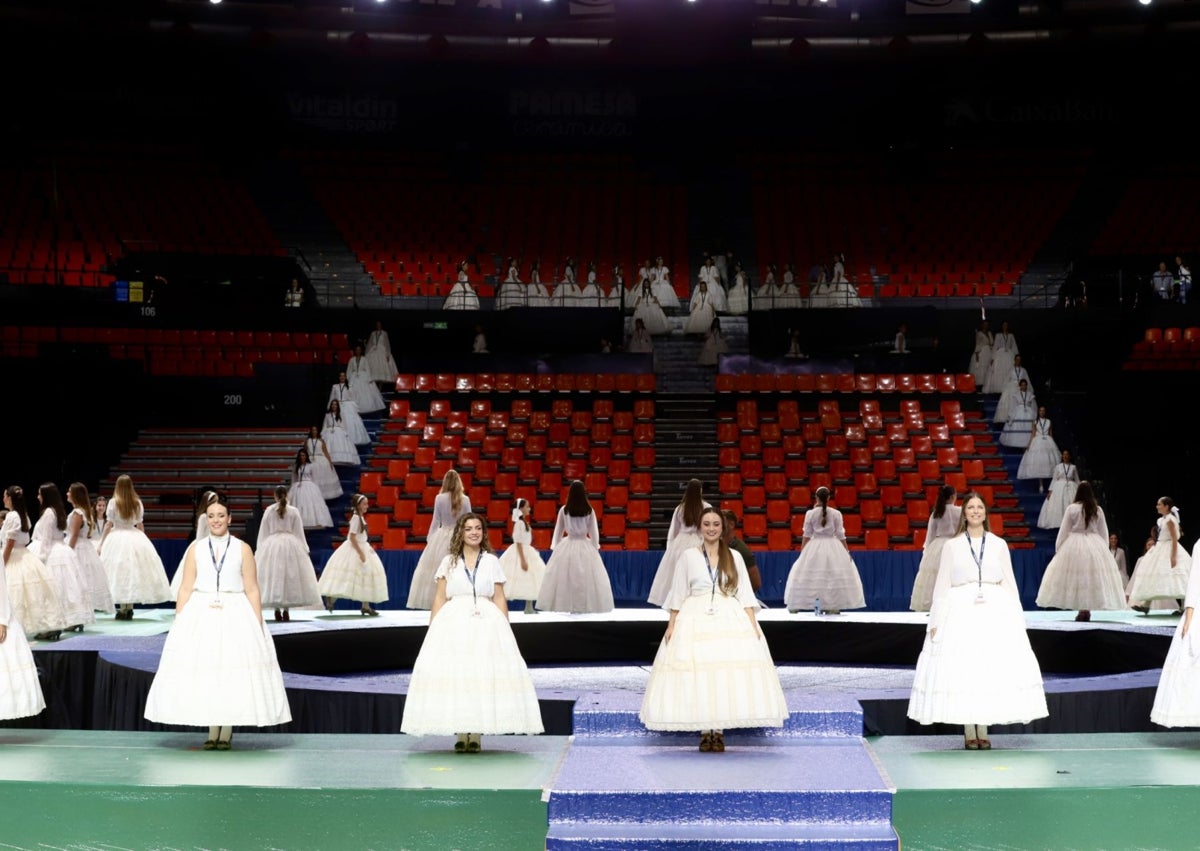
274,484,289,517
5,486,30,533
815,485,831,527
38,482,68,531
700,507,738,595
681,478,705,528
1076,481,1098,528
564,480,592,517
954,491,990,536
932,484,955,519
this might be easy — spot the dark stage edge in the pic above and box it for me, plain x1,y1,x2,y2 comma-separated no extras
22,608,1181,738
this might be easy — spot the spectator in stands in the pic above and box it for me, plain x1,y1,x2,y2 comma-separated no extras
1152,261,1175,302
1035,481,1125,622
647,479,711,608
535,480,614,614
639,506,787,753
907,492,1048,750
401,512,543,753
443,261,480,310
783,486,865,615
721,509,761,596
256,485,321,622
99,475,172,621
726,262,750,315
1175,255,1192,304
627,317,654,354
364,320,398,385
144,495,291,751
317,493,388,616
407,470,472,610
698,317,729,366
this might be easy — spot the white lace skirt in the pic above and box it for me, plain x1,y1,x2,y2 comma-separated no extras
257,532,323,609
100,529,171,605
406,526,452,610
321,426,361,466
34,540,95,628
907,583,1048,726
4,546,68,636
0,620,45,721
647,531,703,608
309,454,344,500
317,541,389,603
351,377,386,414
1037,481,1078,529
1017,435,1060,479
143,591,292,728
289,481,333,529
400,597,543,736
1035,534,1127,611
339,400,371,445
72,539,115,613
783,538,866,612
909,536,949,612
639,593,789,731
1126,541,1191,603
499,543,547,600
535,538,614,614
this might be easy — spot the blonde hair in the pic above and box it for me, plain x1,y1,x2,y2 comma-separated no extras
441,469,464,513
113,475,141,522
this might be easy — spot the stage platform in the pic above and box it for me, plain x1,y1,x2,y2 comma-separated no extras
8,607,1195,849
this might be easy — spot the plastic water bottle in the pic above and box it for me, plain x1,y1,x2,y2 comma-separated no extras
813,597,821,616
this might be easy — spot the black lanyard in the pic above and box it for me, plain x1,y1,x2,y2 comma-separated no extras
208,536,231,593
462,549,483,608
701,546,718,608
967,533,986,591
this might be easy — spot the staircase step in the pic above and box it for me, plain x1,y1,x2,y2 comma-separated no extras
572,690,864,738
546,821,899,850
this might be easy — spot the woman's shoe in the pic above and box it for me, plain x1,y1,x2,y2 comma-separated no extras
965,739,980,750
710,732,725,752
466,734,481,753
324,598,335,612
203,740,217,751
361,606,379,617
699,733,712,752
274,609,283,622
454,735,468,753
282,609,290,622
216,739,232,751
977,739,992,750
1075,610,1091,622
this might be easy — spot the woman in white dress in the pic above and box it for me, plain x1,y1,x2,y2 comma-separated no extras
1110,533,1130,587
317,493,388,616
646,479,710,608
969,320,994,389
407,469,471,610
632,282,669,335
527,260,551,307
495,258,524,310
1035,482,1126,622
1016,407,1060,491
499,498,546,615
1150,537,1200,727
783,486,866,615
910,485,961,612
536,480,614,613
698,317,729,366
907,492,1048,750
170,491,219,602
322,401,361,467
328,372,371,445
2,485,68,639
257,486,321,622
364,320,399,385
143,497,291,751
98,475,171,621
346,344,385,414
999,379,1036,449
649,257,679,310
992,355,1031,425
983,321,1019,394
0,546,47,722
639,507,788,752
683,281,720,335
401,513,543,752
443,261,480,310
288,448,334,530
1037,449,1079,530
304,427,344,500
726,263,750,314
627,317,654,354
31,483,94,633
66,483,114,615
1127,497,1191,614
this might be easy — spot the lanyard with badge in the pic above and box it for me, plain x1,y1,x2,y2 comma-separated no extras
967,533,986,604
701,547,719,615
208,537,231,609
463,550,483,616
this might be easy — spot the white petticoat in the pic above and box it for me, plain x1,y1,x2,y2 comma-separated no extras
71,539,115,613
4,547,68,636
407,526,453,610
909,536,949,612
1035,534,1127,611
400,597,543,736
1151,620,1200,727
783,537,866,612
257,532,323,609
499,543,547,601
0,618,46,721
535,538,614,614
1126,541,1191,603
317,542,389,604
289,481,333,529
31,539,95,629
99,529,171,605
